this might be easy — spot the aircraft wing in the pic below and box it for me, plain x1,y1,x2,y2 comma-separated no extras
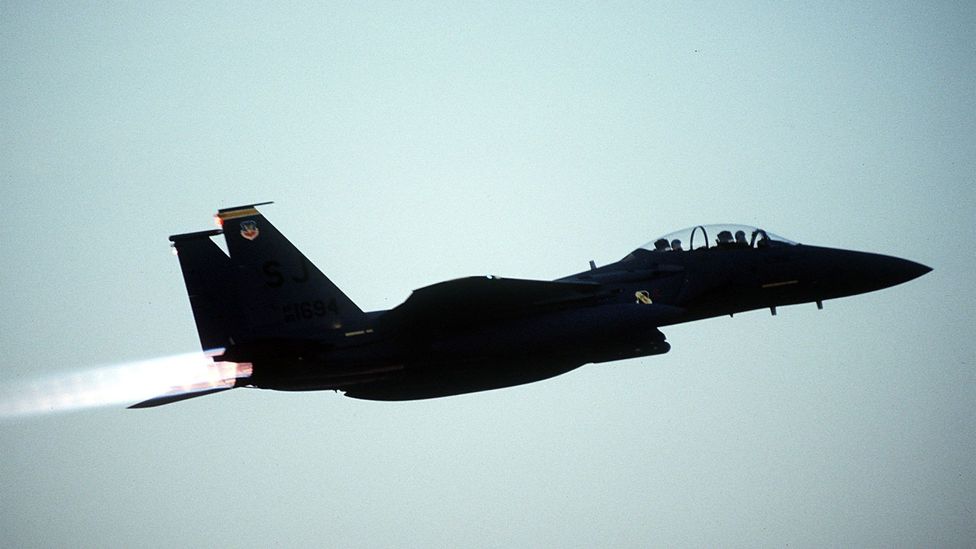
380,276,604,330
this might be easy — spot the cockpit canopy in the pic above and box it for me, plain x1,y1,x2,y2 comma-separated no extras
638,224,797,253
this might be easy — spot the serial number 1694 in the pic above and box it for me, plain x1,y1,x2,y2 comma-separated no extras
283,299,337,323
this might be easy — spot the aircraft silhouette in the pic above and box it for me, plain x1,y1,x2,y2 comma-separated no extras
131,203,931,407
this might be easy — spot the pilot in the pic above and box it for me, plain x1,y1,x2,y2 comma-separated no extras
716,230,734,246
653,238,671,252
670,239,683,251
735,230,749,247
755,231,770,248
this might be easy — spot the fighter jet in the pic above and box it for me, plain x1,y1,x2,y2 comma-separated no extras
130,203,931,407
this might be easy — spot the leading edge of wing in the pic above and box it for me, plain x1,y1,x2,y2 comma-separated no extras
380,276,604,330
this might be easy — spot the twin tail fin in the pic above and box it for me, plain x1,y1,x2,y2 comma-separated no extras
170,202,364,351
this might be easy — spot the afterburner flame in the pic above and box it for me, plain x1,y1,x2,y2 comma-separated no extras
0,350,251,419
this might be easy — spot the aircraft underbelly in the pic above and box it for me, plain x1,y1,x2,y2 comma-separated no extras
248,303,677,397
343,304,675,400
341,357,586,401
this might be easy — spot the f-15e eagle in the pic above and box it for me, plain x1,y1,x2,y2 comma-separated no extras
131,203,930,408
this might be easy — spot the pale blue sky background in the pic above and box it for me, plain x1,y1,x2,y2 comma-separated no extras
2,2,974,547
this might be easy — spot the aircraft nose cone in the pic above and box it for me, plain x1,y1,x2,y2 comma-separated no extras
894,258,933,283
842,252,932,293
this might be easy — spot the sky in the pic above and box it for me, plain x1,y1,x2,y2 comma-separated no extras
1,1,974,547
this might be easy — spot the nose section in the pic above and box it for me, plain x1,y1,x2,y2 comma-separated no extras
826,250,932,296
860,253,931,289
892,258,933,284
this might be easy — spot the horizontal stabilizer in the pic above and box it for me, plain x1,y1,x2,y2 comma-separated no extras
381,276,603,330
128,387,232,409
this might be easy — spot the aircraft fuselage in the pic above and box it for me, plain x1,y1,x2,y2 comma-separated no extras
238,240,930,401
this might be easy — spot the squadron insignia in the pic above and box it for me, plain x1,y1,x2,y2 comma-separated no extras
240,220,260,241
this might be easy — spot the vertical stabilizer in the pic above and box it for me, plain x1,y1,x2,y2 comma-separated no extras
216,203,365,339
169,230,243,351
